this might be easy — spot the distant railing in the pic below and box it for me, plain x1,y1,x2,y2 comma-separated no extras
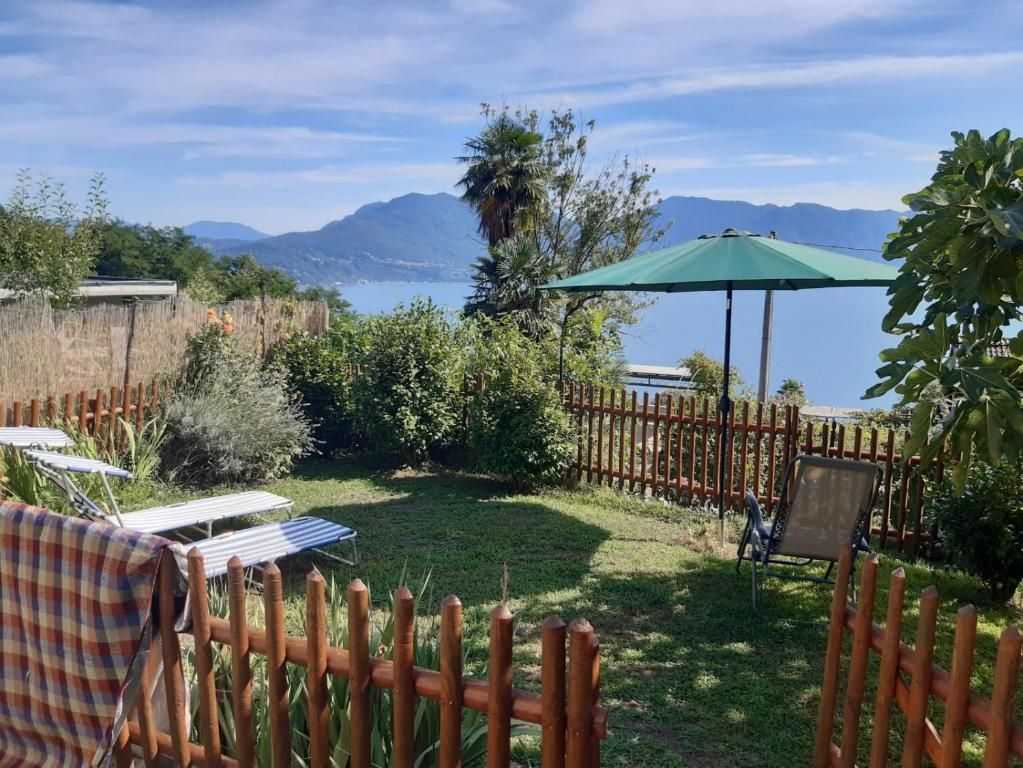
0,378,168,451
814,548,1022,767
562,382,944,557
117,554,607,768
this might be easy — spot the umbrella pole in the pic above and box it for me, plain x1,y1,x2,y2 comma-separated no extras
718,282,733,546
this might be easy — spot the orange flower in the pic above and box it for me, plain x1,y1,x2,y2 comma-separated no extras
223,323,235,334
206,308,217,322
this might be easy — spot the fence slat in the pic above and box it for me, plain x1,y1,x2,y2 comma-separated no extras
650,393,661,492
699,398,710,504
392,586,416,768
813,547,854,768
264,564,292,768
440,596,463,768
134,652,160,768
902,586,939,768
617,389,627,491
940,605,978,768
349,578,372,768
839,555,879,768
868,567,906,768
983,628,1022,768
566,619,595,768
158,554,191,768
639,392,649,495
686,397,697,503
488,606,514,768
766,404,778,505
541,617,567,768
585,385,595,484
307,571,330,768
880,431,896,549
187,550,223,768
663,394,674,498
628,391,637,494
596,388,605,486
227,557,255,768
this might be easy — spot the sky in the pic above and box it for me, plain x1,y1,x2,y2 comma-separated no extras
1,0,1021,234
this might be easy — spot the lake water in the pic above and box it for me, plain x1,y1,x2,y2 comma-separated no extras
341,281,898,409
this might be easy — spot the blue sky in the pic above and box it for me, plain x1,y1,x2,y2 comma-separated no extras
1,0,1021,234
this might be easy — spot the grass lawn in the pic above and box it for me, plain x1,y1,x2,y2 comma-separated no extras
162,458,1021,767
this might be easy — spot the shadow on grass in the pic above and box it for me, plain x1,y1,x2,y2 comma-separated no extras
288,476,610,608
507,554,841,768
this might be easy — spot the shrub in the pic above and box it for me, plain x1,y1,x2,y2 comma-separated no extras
933,459,1023,603
161,318,312,485
272,318,360,455
353,300,461,465
465,318,575,488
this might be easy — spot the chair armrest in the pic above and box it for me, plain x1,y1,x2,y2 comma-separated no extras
745,492,772,542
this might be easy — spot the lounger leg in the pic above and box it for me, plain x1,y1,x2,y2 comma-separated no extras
312,537,358,567
736,519,751,573
751,558,758,610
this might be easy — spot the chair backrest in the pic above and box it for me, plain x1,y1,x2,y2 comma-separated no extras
771,455,880,562
23,450,129,524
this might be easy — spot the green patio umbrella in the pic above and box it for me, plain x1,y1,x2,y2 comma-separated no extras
541,228,898,538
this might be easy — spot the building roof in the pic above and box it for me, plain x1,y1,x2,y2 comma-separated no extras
0,277,177,302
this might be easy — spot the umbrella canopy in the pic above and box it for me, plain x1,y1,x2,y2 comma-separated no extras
541,228,898,538
543,228,898,293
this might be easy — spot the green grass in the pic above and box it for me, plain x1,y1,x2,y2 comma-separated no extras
151,458,1021,767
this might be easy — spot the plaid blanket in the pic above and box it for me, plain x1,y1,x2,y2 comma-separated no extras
0,502,172,767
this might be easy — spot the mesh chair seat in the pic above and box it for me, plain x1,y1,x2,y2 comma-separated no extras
737,454,881,607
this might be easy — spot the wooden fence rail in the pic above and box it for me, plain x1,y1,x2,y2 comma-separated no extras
813,548,1022,768
0,378,167,453
562,382,943,557
117,553,607,768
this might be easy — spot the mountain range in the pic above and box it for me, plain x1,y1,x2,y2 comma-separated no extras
184,220,270,241
190,193,901,285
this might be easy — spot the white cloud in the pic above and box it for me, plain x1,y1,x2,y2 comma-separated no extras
515,52,1023,110
647,152,846,173
0,112,408,159
178,162,460,189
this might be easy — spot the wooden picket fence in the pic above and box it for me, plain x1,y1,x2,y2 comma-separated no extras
562,382,943,557
0,378,167,452
114,553,607,768
814,548,1022,767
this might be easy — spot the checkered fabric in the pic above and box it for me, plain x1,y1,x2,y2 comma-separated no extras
0,502,171,767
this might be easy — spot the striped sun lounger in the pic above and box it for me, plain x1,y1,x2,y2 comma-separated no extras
24,449,358,572
0,427,75,449
187,517,357,578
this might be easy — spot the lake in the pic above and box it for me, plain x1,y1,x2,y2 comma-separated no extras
341,281,898,409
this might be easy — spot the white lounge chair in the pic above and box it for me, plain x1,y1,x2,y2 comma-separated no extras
0,427,75,449
25,449,358,570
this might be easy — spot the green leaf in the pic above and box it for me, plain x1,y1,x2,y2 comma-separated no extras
904,400,934,457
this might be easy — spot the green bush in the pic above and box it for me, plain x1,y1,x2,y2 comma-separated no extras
465,318,575,488
353,301,461,465
934,459,1023,603
161,321,313,485
272,318,360,455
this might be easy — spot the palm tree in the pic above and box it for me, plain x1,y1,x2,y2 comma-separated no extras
456,114,546,246
464,235,559,338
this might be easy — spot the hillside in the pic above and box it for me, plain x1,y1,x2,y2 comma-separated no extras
184,220,270,241
197,193,902,284
201,193,485,284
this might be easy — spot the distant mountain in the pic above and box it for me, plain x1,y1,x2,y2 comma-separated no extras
653,197,899,260
201,193,484,284
196,193,902,284
185,220,270,241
